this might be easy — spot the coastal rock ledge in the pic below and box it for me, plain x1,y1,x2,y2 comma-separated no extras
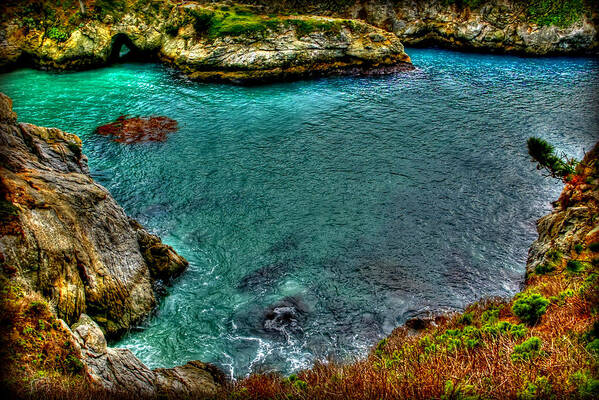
0,92,223,397
0,1,412,83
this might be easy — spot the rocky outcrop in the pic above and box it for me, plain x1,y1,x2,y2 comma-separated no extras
70,314,224,397
349,0,598,55
526,142,599,275
247,0,598,55
0,1,412,83
0,92,188,338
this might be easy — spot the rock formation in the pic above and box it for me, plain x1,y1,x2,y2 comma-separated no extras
0,92,187,338
350,0,598,55
71,314,225,397
0,91,224,396
0,1,412,83
527,142,599,276
244,0,599,55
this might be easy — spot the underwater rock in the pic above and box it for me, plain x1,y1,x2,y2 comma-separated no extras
96,115,178,144
263,296,309,336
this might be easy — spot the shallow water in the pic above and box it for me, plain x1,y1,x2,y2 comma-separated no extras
1,48,597,377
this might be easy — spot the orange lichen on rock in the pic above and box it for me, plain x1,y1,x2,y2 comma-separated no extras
96,115,178,144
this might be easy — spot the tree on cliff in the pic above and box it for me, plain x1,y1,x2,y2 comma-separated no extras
527,137,578,180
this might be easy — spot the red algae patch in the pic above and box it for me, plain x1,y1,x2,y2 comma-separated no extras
96,115,178,144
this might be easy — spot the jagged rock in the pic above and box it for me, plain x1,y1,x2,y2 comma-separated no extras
71,314,223,398
527,142,599,275
346,0,598,55
0,93,188,338
154,361,226,398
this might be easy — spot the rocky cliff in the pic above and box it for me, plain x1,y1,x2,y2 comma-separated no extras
0,1,412,83
0,92,224,397
246,0,599,55
0,92,188,339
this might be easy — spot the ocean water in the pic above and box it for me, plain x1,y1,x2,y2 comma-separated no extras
1,48,597,377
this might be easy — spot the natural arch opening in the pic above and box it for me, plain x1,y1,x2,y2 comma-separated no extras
109,34,141,62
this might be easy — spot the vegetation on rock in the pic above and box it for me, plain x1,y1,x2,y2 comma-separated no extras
527,136,578,180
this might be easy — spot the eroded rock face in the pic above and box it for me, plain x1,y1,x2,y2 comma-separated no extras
527,142,599,276
0,2,412,83
0,92,188,338
71,314,223,398
346,0,598,55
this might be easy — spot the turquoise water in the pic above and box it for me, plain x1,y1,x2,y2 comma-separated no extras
1,48,597,377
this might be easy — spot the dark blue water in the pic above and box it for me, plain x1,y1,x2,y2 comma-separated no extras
1,48,597,377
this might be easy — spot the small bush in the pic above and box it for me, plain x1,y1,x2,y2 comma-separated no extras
586,339,599,355
535,262,556,274
511,336,542,361
458,312,473,325
547,249,563,262
570,370,599,399
512,293,550,325
574,243,584,254
567,260,586,273
527,137,577,179
293,380,307,390
481,308,499,324
518,376,552,399
47,26,70,42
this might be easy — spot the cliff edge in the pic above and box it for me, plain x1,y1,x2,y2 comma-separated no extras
0,92,224,398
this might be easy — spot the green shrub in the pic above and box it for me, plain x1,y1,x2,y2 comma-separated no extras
496,321,528,338
547,249,563,262
293,380,307,390
0,199,19,217
527,137,577,179
47,26,70,42
526,0,586,28
535,262,556,274
586,339,599,355
188,8,215,33
570,370,599,399
574,243,585,254
518,376,552,399
66,354,84,373
567,260,586,273
481,308,500,324
512,293,550,325
511,336,542,362
374,338,387,356
458,312,473,325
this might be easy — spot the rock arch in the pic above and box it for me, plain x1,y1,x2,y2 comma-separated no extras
108,33,140,61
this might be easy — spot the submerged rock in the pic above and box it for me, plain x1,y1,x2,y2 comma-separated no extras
96,115,178,144
263,296,310,336
0,92,187,338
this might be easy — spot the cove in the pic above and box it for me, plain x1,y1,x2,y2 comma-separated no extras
0,48,597,378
